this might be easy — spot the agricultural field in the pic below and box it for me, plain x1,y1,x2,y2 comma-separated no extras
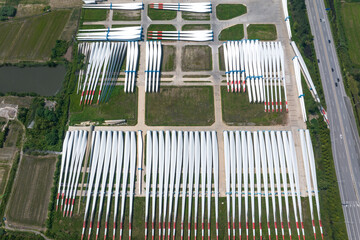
218,24,244,41
340,3,360,65
247,24,277,40
181,45,212,71
70,86,138,125
0,164,10,195
0,120,23,210
6,154,56,229
0,10,71,63
2,121,22,148
221,87,287,125
216,4,247,20
145,86,214,126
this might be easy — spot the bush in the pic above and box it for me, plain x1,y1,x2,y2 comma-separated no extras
24,44,79,152
51,40,69,60
45,156,61,233
43,6,51,12
0,229,44,239
0,6,16,19
17,107,29,125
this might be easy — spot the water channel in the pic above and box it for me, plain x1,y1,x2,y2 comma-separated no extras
0,65,67,96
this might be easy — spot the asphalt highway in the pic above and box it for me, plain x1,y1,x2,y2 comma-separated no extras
305,0,360,238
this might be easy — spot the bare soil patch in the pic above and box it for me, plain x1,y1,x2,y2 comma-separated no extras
0,96,33,108
182,45,212,71
182,11,210,20
15,4,47,18
113,9,141,21
49,0,81,9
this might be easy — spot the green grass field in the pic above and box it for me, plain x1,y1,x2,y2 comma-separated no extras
182,11,210,20
216,4,247,20
0,10,71,62
148,24,176,32
182,45,212,71
247,24,277,40
182,24,211,30
221,87,287,125
219,24,244,41
6,154,56,228
146,86,214,126
341,3,360,65
79,24,106,30
112,24,141,28
148,8,177,20
47,194,322,240
70,86,138,125
81,9,107,22
112,9,141,21
218,45,225,71
162,45,176,71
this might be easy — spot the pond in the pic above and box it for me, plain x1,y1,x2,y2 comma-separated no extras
0,65,67,96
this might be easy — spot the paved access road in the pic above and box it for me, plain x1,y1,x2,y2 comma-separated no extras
306,0,360,238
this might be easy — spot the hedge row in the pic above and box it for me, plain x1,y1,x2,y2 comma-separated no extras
0,127,9,148
45,44,81,237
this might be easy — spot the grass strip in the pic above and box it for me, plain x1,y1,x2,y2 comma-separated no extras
216,4,247,20
218,24,244,41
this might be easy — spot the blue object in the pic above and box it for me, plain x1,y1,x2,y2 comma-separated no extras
106,27,110,41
